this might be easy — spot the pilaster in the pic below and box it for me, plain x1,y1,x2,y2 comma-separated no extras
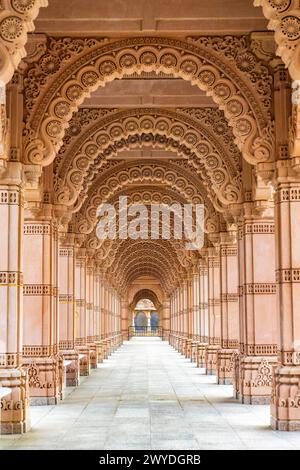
0,162,30,433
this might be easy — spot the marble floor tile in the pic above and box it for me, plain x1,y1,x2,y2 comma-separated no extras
2,338,300,450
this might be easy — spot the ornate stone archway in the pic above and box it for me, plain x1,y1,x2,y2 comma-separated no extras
53,107,242,208
22,35,274,166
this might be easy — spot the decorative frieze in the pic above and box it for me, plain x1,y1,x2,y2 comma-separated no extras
220,246,238,257
280,350,300,366
0,190,19,205
24,224,51,235
59,248,74,257
222,339,239,349
59,340,73,350
0,271,22,286
23,284,53,296
59,294,74,303
243,283,277,294
276,269,300,283
240,343,278,356
23,345,54,357
0,352,21,368
221,293,239,302
277,188,300,202
208,259,220,268
244,223,275,234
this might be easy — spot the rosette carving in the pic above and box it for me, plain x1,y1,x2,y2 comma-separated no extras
254,0,300,80
0,0,48,84
23,36,274,167
53,108,242,211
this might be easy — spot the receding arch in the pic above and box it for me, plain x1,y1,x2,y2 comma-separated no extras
131,289,162,312
72,159,224,235
53,107,242,208
23,36,274,166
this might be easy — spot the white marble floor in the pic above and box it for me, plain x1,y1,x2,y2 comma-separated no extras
1,337,300,450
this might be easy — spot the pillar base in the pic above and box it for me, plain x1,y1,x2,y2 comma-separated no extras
234,355,277,404
191,341,198,363
94,341,104,363
22,356,63,406
0,368,30,434
87,343,98,369
60,350,80,387
185,340,192,359
205,345,221,375
217,349,239,385
271,365,300,431
196,343,208,368
30,396,60,406
75,346,91,376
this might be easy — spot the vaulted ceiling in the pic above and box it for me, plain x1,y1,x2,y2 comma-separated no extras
17,0,277,297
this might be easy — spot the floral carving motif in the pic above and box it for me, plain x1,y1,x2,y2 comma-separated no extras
22,36,274,166
72,160,219,244
251,359,273,387
254,0,300,80
0,0,48,84
53,108,242,212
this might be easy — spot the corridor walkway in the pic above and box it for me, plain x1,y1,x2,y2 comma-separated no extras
1,338,300,450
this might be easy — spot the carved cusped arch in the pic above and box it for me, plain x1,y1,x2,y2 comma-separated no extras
0,0,48,84
23,36,274,166
254,0,300,80
80,187,221,252
72,160,223,235
54,108,242,208
131,289,162,311
103,240,192,292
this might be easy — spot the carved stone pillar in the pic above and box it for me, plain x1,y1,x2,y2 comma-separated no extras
170,293,174,338
86,254,97,368
271,164,300,430
199,260,209,343
59,234,80,387
102,281,108,339
121,296,129,340
187,275,193,339
192,270,200,340
175,287,180,336
94,266,101,342
206,248,221,375
236,207,278,404
183,277,188,337
86,255,95,343
0,162,30,433
107,286,112,337
217,231,239,385
179,285,183,338
75,248,87,347
196,260,209,367
162,298,170,340
23,207,62,405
